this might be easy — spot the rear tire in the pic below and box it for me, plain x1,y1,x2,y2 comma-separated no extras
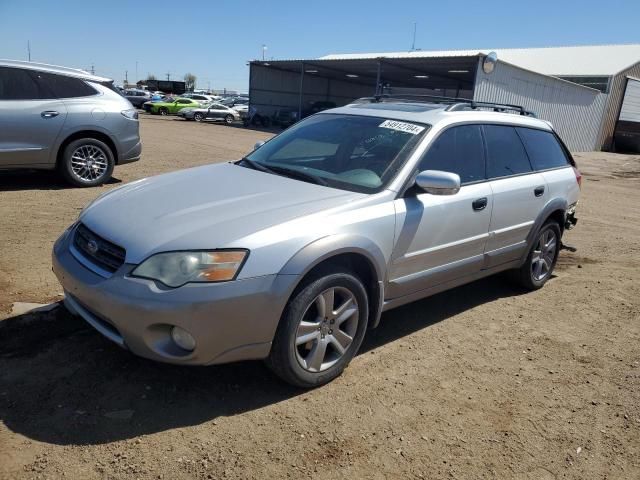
512,220,561,290
266,271,369,388
59,138,115,187
158,107,169,116
224,114,234,124
194,112,204,122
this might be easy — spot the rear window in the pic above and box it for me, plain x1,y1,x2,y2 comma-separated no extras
483,125,532,178
516,127,570,170
31,71,97,98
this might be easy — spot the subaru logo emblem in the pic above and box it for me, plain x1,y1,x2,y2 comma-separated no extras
87,239,99,254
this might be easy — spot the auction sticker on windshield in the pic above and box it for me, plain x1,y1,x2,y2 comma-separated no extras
379,119,425,135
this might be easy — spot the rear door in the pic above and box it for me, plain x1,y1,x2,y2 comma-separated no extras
388,124,492,298
0,67,68,167
482,124,547,267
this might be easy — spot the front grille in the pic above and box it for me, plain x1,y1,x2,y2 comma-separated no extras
73,223,126,273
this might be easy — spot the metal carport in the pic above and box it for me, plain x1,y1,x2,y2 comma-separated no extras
248,55,479,118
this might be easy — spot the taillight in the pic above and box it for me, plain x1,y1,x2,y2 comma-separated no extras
573,166,582,189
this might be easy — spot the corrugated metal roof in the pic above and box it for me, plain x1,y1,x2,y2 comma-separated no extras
320,44,640,76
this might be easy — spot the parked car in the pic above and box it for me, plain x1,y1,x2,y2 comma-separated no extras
177,103,240,123
220,96,248,108
123,88,151,108
272,107,299,127
53,98,581,387
142,97,200,115
0,60,141,186
304,100,336,117
181,93,217,105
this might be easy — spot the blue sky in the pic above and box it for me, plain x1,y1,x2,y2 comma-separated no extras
1,0,638,90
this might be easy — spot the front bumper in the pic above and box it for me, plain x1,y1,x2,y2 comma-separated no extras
52,228,297,366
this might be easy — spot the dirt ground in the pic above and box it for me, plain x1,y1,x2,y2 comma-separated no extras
0,115,638,479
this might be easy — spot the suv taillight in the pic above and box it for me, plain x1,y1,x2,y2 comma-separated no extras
573,166,582,189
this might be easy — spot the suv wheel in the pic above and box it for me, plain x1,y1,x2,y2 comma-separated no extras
60,138,115,187
267,272,369,388
513,221,561,290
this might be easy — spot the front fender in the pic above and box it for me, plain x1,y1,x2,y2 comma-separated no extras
279,234,387,328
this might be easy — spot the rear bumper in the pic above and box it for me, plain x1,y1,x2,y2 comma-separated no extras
52,227,297,366
117,139,141,164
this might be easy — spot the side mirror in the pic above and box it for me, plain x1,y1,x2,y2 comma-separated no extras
254,141,265,150
415,170,461,195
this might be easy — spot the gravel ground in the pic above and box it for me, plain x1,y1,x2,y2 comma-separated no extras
0,115,638,479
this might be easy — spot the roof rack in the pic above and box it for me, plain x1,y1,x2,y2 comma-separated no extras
355,94,536,117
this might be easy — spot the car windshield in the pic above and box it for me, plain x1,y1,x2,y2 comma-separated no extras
243,113,429,193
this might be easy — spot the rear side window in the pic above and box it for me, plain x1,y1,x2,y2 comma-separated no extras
33,72,97,98
0,67,50,100
483,125,532,178
516,127,569,170
419,125,485,184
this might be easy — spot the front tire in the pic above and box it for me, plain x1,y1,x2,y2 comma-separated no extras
59,138,115,187
513,221,561,290
267,271,369,388
194,112,204,122
158,107,169,116
224,114,234,124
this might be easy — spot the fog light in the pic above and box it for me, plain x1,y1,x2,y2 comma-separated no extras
170,326,196,351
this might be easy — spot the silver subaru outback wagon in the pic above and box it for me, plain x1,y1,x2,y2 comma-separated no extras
53,98,581,387
0,60,141,186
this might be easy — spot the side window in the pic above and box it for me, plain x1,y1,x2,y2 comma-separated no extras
483,125,532,178
177,99,190,104
418,125,485,184
0,67,50,100
516,127,570,170
33,72,97,98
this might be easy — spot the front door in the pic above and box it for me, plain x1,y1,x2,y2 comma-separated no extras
0,66,67,167
388,124,492,299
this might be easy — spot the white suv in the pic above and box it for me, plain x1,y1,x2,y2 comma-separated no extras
53,97,580,387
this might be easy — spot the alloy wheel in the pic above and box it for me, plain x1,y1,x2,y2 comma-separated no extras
70,144,109,182
294,287,359,373
531,228,557,282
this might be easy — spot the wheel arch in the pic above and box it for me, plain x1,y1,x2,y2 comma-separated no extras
519,198,568,266
279,235,387,329
56,130,118,167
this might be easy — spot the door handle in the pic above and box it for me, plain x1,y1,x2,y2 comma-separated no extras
472,197,488,211
41,111,59,118
534,186,545,197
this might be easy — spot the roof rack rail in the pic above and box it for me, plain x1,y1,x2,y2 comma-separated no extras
446,101,536,117
353,94,536,117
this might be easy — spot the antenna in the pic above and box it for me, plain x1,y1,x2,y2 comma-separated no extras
27,40,31,61
411,22,417,51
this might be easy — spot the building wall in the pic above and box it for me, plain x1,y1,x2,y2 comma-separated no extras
473,60,607,151
597,61,640,150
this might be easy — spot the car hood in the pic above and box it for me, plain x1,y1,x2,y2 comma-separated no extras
80,163,365,264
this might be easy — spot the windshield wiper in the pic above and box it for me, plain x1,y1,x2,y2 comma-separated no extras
236,158,328,186
267,165,328,186
236,157,275,173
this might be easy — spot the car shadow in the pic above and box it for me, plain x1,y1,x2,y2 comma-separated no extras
0,275,524,446
0,170,122,191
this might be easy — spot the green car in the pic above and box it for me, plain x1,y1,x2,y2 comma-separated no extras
143,98,201,115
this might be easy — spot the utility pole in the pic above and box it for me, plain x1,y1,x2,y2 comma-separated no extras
166,72,170,81
262,44,267,61
125,70,128,87
411,22,417,51
90,64,95,75
27,40,31,61
135,61,138,83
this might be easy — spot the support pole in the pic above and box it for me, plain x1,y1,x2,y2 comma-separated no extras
375,60,382,96
298,62,305,120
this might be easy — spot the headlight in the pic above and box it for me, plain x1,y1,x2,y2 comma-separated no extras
131,250,248,287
